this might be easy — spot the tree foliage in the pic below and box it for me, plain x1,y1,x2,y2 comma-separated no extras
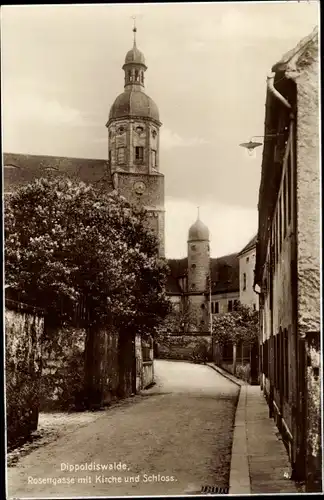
212,303,259,346
158,298,197,337
5,177,171,336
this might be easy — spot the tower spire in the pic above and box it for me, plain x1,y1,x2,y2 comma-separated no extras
132,15,137,47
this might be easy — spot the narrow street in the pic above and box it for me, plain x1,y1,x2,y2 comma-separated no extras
7,360,240,498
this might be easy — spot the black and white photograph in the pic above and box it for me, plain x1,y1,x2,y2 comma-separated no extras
2,1,322,497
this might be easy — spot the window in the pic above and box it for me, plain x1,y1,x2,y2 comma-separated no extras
191,284,196,290
201,304,205,310
140,72,144,84
128,70,132,82
191,264,196,269
234,300,239,311
191,244,196,251
135,146,144,162
228,300,233,312
152,150,157,168
243,273,247,291
211,302,218,314
135,69,139,82
246,257,249,263
117,147,125,165
253,303,256,311
109,150,112,164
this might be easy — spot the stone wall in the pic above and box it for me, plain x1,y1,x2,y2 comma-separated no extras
5,300,44,448
41,324,119,411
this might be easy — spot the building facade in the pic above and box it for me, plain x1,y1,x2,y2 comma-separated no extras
238,234,259,311
254,27,321,491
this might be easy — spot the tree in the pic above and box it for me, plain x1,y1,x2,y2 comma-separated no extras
5,177,170,402
212,303,259,346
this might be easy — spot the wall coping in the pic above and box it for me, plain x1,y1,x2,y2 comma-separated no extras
5,298,44,316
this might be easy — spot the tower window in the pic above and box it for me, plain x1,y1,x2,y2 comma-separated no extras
135,146,144,162
228,300,233,312
151,150,157,168
109,150,112,164
135,69,139,82
140,71,144,83
191,264,196,269
191,244,196,251
117,147,125,165
128,70,132,82
246,257,249,263
191,284,196,290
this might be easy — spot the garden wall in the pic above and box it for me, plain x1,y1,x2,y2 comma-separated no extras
41,324,119,411
5,299,44,449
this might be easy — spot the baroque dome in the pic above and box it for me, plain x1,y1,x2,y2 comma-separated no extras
124,46,146,66
188,219,210,242
109,91,160,123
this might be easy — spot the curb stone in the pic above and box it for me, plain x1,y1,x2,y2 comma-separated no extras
206,363,251,494
206,363,246,387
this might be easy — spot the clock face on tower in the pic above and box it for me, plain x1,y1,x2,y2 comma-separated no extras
133,181,146,195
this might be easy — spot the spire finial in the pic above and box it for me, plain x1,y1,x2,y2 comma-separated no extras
132,15,137,47
197,206,200,220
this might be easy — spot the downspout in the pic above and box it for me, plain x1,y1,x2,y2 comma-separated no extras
267,72,293,113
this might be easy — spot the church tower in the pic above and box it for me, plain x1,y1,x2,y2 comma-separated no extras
187,215,210,332
106,25,165,256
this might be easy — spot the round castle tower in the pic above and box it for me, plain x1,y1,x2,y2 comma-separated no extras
187,216,210,333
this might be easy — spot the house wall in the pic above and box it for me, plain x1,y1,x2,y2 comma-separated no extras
259,34,321,490
293,45,321,491
211,291,240,315
239,247,259,311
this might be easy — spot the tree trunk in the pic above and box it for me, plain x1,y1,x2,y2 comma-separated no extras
117,332,135,399
84,323,103,409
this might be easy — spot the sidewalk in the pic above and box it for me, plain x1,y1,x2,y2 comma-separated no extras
207,363,298,494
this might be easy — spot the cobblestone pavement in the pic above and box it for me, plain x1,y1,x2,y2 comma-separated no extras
7,360,239,498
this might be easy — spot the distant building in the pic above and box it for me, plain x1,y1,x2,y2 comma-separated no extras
254,27,321,491
166,216,240,334
238,234,259,311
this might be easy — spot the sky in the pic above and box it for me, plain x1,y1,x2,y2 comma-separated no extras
1,2,319,258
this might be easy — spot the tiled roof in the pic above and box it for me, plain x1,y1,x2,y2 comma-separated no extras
166,253,239,295
3,153,113,192
210,253,239,294
238,234,257,256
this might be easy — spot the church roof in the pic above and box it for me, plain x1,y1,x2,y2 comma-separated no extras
166,253,239,295
188,218,209,242
238,234,257,256
3,153,113,192
108,90,160,124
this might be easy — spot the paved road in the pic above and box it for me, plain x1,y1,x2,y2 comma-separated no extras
7,360,239,498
